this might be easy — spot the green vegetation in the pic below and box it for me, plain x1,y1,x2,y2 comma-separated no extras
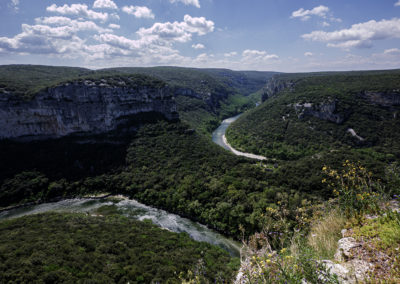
226,70,400,198
0,64,274,134
243,161,400,283
0,212,238,283
0,65,91,98
228,70,400,160
0,121,320,238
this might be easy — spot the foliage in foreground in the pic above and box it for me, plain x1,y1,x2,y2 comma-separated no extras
0,212,238,283
242,161,400,283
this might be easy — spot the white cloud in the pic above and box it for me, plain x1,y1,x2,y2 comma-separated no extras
9,0,19,12
0,23,83,55
108,23,120,29
137,15,214,43
291,5,329,21
93,0,118,10
322,21,330,27
122,6,154,19
304,52,313,57
192,43,205,49
169,0,200,8
46,4,109,22
183,15,214,35
93,33,141,50
395,1,400,7
35,16,111,33
224,51,237,57
302,18,400,49
242,49,279,61
384,48,400,54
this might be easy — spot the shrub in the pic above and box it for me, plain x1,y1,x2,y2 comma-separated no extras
322,161,385,217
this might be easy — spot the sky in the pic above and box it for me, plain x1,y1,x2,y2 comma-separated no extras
0,0,400,72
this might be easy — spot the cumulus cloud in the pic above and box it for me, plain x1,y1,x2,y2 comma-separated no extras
122,6,155,19
302,18,400,49
93,0,118,10
169,0,200,8
108,23,120,29
192,43,205,49
137,15,214,43
183,15,214,35
242,49,279,61
291,5,329,21
224,51,237,57
46,4,109,22
35,16,111,33
0,23,82,55
93,33,141,50
395,1,400,7
304,52,313,57
0,8,217,67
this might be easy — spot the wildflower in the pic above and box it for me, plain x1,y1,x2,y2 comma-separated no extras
322,178,327,183
280,248,287,254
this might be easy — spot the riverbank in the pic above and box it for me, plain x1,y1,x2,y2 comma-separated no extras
222,134,266,160
212,114,267,161
0,195,241,257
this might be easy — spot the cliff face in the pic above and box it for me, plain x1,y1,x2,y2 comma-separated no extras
261,77,295,102
294,101,344,124
0,79,178,140
360,90,400,107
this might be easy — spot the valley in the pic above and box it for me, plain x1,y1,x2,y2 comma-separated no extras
0,65,399,283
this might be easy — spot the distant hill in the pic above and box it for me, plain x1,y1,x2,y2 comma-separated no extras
226,69,400,193
0,65,276,134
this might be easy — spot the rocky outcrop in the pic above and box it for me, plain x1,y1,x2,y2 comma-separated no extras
293,101,344,124
262,77,295,102
360,90,400,107
0,78,178,140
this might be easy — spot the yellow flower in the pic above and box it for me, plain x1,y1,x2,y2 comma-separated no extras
266,259,271,264
322,178,327,183
280,248,287,254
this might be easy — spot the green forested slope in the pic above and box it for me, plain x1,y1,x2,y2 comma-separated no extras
225,70,400,197
227,70,400,159
0,212,238,283
0,121,319,237
0,65,273,133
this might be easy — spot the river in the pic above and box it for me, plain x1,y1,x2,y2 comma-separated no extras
212,114,266,160
0,115,259,259
0,197,241,257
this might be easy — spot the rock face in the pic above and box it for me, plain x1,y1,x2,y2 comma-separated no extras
0,79,178,140
293,101,344,124
360,90,400,107
262,77,295,102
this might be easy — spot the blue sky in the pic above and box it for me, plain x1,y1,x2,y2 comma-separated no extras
0,0,400,71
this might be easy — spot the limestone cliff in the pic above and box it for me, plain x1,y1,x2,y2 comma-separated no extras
293,101,344,124
0,78,178,140
261,76,295,102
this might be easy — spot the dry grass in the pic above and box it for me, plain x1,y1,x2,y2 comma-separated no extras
307,208,347,259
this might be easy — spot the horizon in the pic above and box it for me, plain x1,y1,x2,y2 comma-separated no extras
1,0,400,72
2,63,400,74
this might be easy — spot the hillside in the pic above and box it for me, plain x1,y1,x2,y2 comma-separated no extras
0,65,274,134
0,211,238,283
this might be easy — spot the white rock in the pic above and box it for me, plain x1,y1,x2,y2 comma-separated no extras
335,237,360,262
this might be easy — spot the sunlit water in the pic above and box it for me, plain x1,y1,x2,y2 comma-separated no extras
212,114,242,151
0,198,241,257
